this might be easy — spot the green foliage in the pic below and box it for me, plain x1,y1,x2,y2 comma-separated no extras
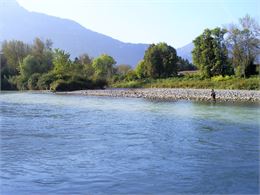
135,60,147,79
1,75,17,90
27,73,41,90
192,28,230,77
92,54,116,80
20,55,43,78
8,75,28,90
50,77,106,92
1,38,54,90
142,43,178,78
1,55,16,90
1,26,259,92
112,76,260,90
125,70,138,81
177,57,196,71
112,80,149,88
226,15,260,77
79,53,92,65
83,63,95,78
78,53,94,78
37,72,57,90
2,40,31,73
53,49,72,75
211,75,233,82
115,64,132,76
92,78,107,89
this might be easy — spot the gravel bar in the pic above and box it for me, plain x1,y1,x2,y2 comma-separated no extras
57,88,260,102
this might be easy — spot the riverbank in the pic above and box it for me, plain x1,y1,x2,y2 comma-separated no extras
57,88,260,102
111,76,260,90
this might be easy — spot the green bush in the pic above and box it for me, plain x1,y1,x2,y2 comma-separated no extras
1,75,17,90
125,70,138,81
37,72,57,90
50,76,107,92
27,73,41,90
93,78,107,89
111,75,260,90
211,75,233,82
8,75,28,90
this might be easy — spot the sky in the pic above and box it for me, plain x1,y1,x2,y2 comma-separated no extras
16,0,259,48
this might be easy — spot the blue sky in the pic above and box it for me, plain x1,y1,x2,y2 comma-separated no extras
17,0,259,48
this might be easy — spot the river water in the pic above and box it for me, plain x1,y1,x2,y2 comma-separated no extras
0,92,259,194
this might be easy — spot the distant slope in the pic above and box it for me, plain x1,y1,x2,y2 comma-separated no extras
176,42,194,63
0,0,193,66
0,0,149,66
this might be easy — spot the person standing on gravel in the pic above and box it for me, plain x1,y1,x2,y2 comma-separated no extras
211,89,216,102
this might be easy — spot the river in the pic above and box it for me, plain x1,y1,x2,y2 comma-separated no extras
0,91,259,194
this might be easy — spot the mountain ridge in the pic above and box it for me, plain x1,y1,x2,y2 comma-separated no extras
0,0,193,66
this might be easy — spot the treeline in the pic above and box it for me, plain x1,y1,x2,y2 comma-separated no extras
0,38,194,91
1,15,259,91
115,14,259,84
0,38,116,91
192,14,259,78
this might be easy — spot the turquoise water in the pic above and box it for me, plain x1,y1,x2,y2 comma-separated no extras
0,91,259,194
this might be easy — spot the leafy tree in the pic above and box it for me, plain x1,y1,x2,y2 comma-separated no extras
226,15,260,77
32,38,45,59
84,63,95,78
20,55,40,78
20,54,52,79
192,28,230,77
37,72,57,90
1,54,16,90
125,70,138,81
135,60,147,79
53,49,72,75
79,53,92,65
142,43,178,78
2,40,31,74
177,57,196,71
75,54,94,78
92,54,116,79
18,38,53,81
27,73,41,90
115,64,132,76
8,75,28,90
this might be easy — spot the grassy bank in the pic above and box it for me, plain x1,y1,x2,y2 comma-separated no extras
111,75,260,90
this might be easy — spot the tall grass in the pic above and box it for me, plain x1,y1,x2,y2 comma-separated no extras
111,76,260,90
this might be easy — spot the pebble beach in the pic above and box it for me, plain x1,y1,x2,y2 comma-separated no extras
58,88,260,102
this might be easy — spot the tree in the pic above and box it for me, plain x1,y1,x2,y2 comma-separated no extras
77,54,94,78
192,28,230,77
177,57,196,71
142,43,178,78
32,38,53,70
115,64,132,76
32,38,45,59
19,54,53,78
53,49,72,75
37,72,57,90
135,60,147,79
27,73,41,90
79,53,92,65
226,15,260,77
125,70,138,81
2,40,31,74
20,55,41,78
92,54,116,80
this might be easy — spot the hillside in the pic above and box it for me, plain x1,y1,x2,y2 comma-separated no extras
0,0,193,66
